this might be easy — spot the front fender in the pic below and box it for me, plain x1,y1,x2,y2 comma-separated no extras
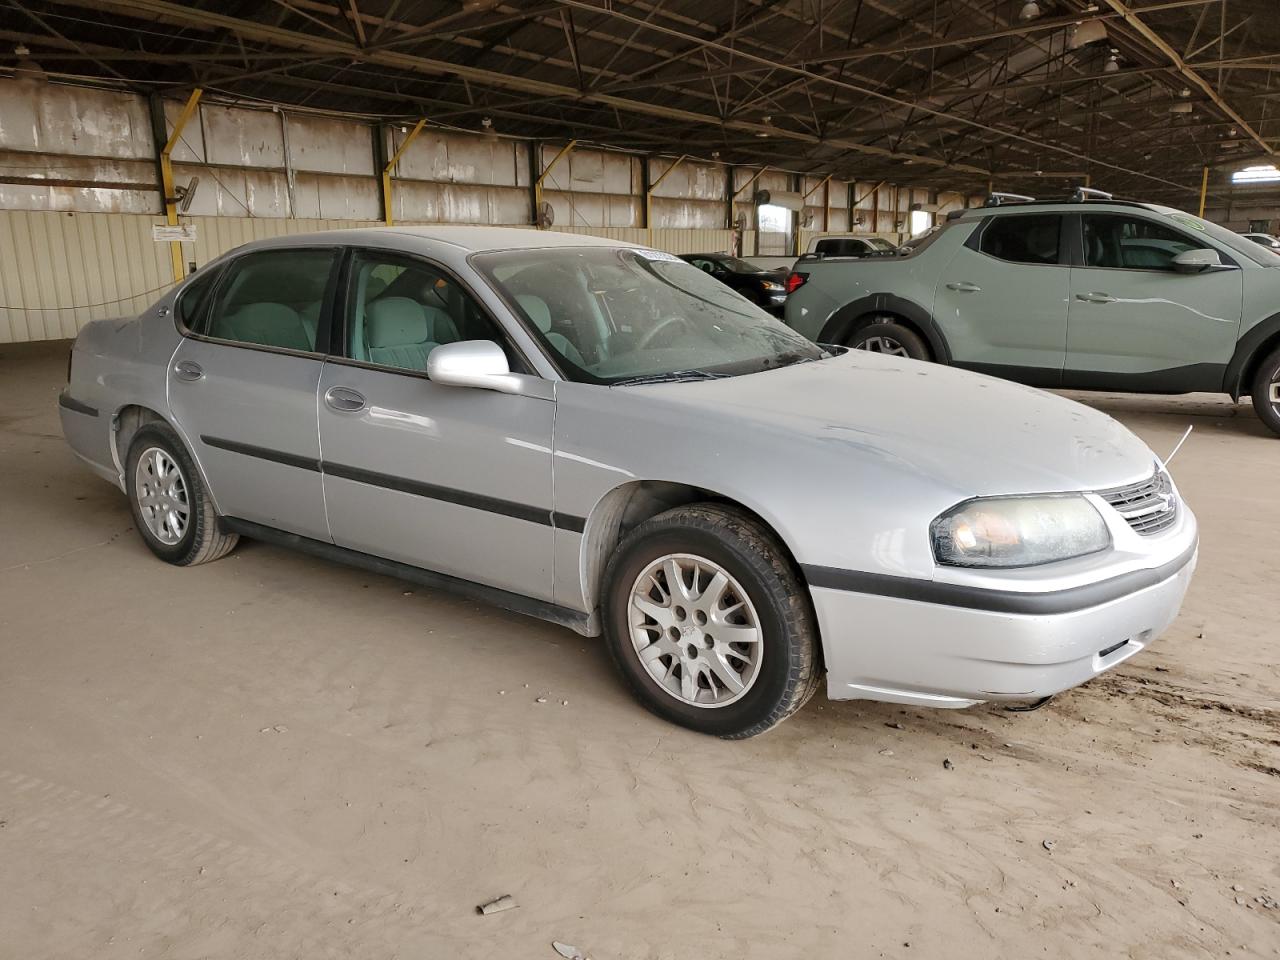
817,292,953,362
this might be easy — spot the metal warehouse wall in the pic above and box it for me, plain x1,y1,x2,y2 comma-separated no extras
0,77,932,342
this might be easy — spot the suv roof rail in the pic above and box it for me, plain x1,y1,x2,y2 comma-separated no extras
1072,186,1114,202
984,191,1037,207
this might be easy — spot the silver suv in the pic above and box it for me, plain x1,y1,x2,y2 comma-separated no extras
783,193,1280,435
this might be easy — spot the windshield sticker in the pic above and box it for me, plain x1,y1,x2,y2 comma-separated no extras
633,248,683,262
1167,214,1206,232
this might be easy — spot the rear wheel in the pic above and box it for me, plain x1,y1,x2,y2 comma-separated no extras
1250,345,1280,436
602,503,821,739
848,318,930,360
125,423,238,565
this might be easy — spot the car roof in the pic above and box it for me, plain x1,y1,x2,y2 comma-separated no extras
233,225,641,255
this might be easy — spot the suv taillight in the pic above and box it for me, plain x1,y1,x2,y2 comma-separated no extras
785,271,808,294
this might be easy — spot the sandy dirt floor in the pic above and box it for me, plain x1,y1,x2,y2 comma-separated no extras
1,340,1277,960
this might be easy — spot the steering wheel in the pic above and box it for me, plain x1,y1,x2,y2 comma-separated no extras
635,315,693,351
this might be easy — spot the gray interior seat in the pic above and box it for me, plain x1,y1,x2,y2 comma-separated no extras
422,305,460,345
299,301,321,345
516,293,585,366
366,297,438,371
212,302,311,351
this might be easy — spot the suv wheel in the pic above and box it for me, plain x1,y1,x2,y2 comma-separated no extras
1250,344,1280,436
602,503,821,739
125,423,239,565
848,318,930,360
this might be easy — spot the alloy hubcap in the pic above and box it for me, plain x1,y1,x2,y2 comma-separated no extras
1270,379,1280,406
627,553,762,708
135,447,189,545
856,336,909,357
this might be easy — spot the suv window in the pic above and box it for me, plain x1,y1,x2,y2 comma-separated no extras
202,248,336,351
814,238,867,257
1082,214,1199,271
345,251,510,374
979,214,1061,265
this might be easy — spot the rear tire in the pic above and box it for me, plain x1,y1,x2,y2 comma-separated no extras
848,318,930,360
125,423,238,565
1250,345,1280,437
602,503,821,739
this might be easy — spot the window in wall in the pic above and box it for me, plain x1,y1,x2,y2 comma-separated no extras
909,209,932,236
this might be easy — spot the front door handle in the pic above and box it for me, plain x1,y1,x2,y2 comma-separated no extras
173,359,204,381
324,386,367,412
946,281,981,293
1076,291,1117,304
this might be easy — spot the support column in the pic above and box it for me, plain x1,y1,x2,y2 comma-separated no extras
152,88,202,283
383,119,426,226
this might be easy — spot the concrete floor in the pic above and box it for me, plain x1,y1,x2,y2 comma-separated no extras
1,339,1277,960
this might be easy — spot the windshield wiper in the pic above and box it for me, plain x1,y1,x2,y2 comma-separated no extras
609,369,729,386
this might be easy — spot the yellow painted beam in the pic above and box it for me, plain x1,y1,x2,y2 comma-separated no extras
1198,165,1210,218
646,154,687,245
383,118,426,226
161,87,201,282
533,139,577,229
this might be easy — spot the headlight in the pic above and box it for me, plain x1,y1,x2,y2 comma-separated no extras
760,281,784,292
930,496,1110,568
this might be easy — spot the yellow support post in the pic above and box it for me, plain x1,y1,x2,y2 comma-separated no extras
1198,165,1210,218
161,87,202,282
533,139,577,229
383,119,426,226
646,154,687,246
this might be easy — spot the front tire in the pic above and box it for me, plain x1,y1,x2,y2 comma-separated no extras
602,503,821,739
1250,345,1280,436
848,318,930,360
125,423,239,565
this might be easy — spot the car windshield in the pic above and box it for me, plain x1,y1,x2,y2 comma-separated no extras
474,247,826,384
1157,207,1280,266
865,237,896,251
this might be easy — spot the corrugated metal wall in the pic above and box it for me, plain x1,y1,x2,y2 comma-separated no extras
0,80,956,342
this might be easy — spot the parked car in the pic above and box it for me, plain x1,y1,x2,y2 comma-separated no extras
783,195,1280,436
1241,232,1280,251
677,252,788,314
60,227,1197,738
743,233,898,273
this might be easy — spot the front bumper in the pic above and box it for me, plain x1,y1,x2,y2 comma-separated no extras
812,542,1197,709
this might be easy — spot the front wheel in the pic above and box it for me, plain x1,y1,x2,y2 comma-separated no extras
1250,345,1280,436
848,318,930,360
602,503,821,739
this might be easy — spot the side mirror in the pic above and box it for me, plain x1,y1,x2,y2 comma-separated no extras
1172,248,1223,273
426,340,521,394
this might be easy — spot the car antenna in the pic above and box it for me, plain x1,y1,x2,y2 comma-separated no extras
1164,425,1193,465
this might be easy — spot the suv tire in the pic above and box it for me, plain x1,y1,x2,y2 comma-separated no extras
602,503,821,739
848,318,930,360
125,423,239,565
1250,345,1280,437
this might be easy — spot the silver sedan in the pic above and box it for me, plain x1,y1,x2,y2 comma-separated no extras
59,227,1197,738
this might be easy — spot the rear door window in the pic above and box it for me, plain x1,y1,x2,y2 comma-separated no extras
978,214,1062,265
202,248,337,352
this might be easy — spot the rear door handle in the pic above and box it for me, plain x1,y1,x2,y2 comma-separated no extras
1076,291,1117,304
945,281,981,293
173,359,204,381
324,386,366,412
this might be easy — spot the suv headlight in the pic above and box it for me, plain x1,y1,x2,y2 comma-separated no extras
931,496,1110,568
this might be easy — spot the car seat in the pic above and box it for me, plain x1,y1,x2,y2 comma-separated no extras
212,302,311,351
515,294,586,367
365,297,440,371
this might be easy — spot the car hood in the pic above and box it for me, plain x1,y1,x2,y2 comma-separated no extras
630,351,1158,496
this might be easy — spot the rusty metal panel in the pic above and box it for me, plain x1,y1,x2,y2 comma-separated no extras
201,103,285,169
287,115,374,175
649,197,723,230
292,173,381,220
398,130,522,186
0,82,153,159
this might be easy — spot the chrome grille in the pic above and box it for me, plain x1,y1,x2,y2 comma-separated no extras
1096,470,1178,536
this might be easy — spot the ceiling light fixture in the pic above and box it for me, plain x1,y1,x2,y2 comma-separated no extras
1018,1,1042,21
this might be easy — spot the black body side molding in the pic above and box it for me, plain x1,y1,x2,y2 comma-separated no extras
219,517,599,637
